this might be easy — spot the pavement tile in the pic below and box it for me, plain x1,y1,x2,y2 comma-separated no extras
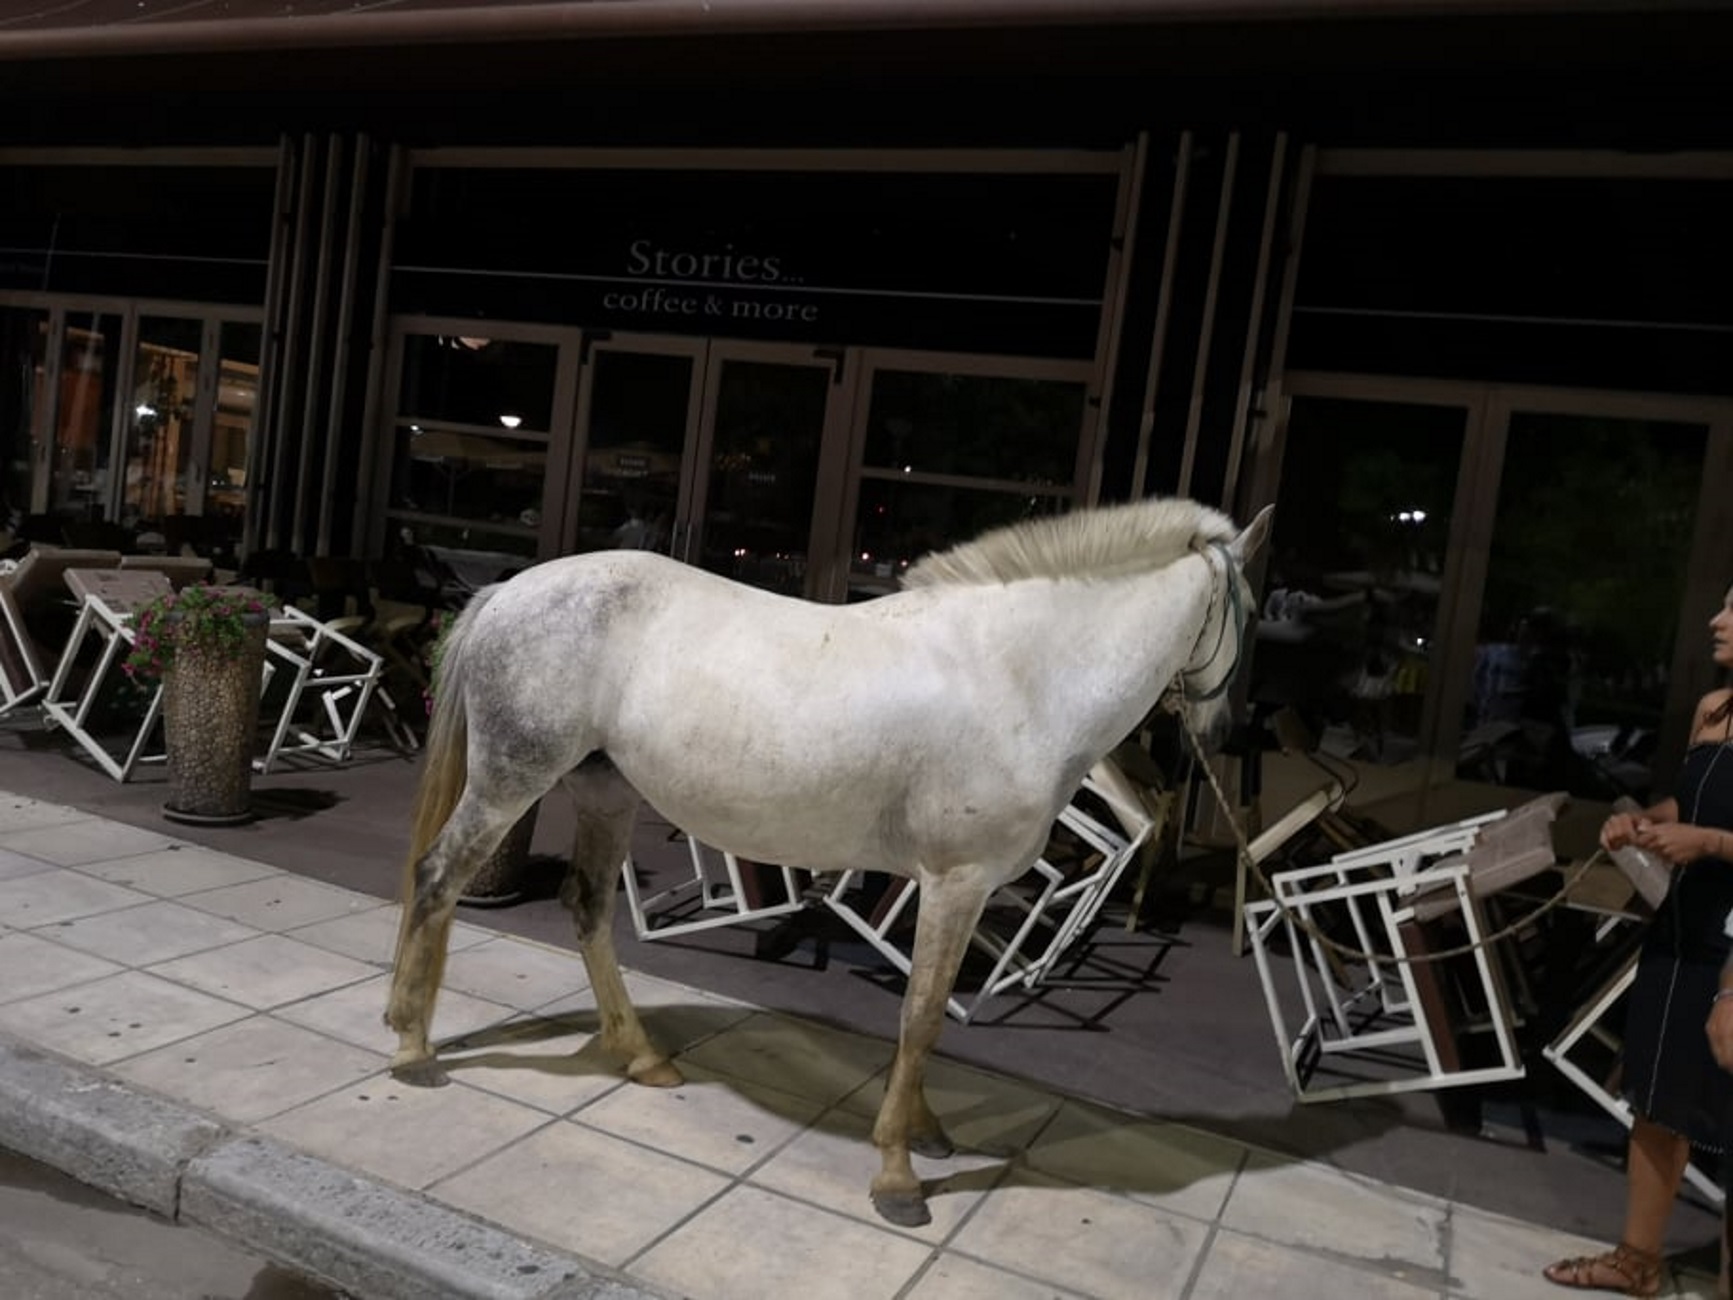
836,1055,1062,1158
290,904,490,968
74,842,280,896
1444,1203,1657,1300
1220,1150,1448,1284
1192,1228,1441,1299
272,972,517,1057
904,1252,1091,1300
48,897,261,966
438,934,595,1010
259,1075,552,1191
0,868,155,927
114,1015,384,1124
179,873,381,931
436,1012,630,1114
569,1061,825,1176
431,1116,730,1267
0,817,176,866
676,1009,895,1106
0,845,54,881
947,1168,1212,1299
146,932,379,1010
0,929,124,1002
536,971,756,1060
0,797,92,834
748,1104,1002,1242
0,969,251,1065
632,1183,934,1300
1020,1098,1244,1220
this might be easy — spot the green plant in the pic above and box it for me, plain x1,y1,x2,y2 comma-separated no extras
123,584,274,685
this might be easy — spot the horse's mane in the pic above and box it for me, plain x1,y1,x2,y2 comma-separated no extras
901,497,1238,589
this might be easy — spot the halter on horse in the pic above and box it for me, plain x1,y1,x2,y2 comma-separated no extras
387,495,1270,1226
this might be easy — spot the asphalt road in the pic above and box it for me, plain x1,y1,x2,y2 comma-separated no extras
0,1147,343,1300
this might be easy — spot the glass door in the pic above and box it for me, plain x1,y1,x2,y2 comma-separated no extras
1449,404,1711,807
46,310,125,525
1252,392,1476,818
565,337,847,600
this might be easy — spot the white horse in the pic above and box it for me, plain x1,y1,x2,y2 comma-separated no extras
387,495,1270,1226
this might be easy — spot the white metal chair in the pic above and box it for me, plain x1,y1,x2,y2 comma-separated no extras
254,605,388,773
39,568,174,781
621,836,811,941
1244,793,1566,1103
0,547,124,717
822,760,1159,1023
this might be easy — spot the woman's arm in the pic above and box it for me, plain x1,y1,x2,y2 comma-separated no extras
1629,690,1733,863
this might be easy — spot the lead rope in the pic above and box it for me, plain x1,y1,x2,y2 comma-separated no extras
1167,698,1608,965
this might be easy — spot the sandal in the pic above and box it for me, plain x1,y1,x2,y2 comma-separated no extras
1543,1242,1662,1296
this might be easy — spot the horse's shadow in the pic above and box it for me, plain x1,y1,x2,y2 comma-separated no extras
425,997,1407,1216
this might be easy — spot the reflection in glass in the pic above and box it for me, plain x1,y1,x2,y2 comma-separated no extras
848,479,1067,600
50,313,123,520
1460,414,1705,803
862,370,1083,485
122,316,202,528
0,308,48,528
203,321,259,557
1255,397,1466,766
392,424,548,535
696,360,830,595
398,335,557,432
576,350,692,554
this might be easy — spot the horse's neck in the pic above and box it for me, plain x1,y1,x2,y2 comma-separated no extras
990,555,1213,753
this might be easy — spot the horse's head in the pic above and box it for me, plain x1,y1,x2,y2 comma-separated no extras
1167,505,1273,752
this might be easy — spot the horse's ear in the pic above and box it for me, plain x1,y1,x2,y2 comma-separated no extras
1229,505,1274,564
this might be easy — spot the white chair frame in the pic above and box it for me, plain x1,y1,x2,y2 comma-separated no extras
40,588,167,782
1244,812,1530,1103
255,606,386,773
621,836,810,941
823,772,1156,1024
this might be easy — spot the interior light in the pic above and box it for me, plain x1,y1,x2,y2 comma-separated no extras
498,415,523,430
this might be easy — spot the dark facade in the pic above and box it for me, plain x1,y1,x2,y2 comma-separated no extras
2,1,1729,825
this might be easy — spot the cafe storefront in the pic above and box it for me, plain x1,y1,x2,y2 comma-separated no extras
0,3,1730,836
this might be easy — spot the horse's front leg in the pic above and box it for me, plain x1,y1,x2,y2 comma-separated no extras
871,867,992,1228
560,766,682,1088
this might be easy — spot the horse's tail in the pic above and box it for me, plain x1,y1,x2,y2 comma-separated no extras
396,586,498,919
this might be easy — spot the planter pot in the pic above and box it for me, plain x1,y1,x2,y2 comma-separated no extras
160,610,269,826
460,802,540,906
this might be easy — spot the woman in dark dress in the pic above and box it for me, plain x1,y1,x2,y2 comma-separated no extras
1546,584,1733,1297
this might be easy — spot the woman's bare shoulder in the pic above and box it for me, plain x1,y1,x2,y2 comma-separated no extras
1691,687,1733,739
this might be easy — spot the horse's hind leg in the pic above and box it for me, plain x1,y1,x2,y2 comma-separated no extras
871,867,993,1228
560,762,682,1087
387,790,534,1083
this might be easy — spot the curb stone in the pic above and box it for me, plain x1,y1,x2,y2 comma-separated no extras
0,1035,673,1300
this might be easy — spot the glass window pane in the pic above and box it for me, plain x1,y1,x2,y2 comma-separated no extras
1461,413,1705,802
1256,397,1466,767
862,370,1084,486
392,424,548,531
123,316,202,529
205,321,259,557
398,334,557,432
848,478,1068,600
577,350,692,554
696,359,830,594
51,312,123,521
0,307,48,530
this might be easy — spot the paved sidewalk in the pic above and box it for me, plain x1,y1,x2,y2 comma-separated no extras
0,790,1717,1300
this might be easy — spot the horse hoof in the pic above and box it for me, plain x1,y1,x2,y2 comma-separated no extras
629,1058,684,1088
910,1132,954,1161
389,1057,449,1088
871,1189,932,1228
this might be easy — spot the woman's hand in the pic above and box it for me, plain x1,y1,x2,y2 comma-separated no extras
1634,820,1722,865
1600,812,1641,852
1707,995,1733,1073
